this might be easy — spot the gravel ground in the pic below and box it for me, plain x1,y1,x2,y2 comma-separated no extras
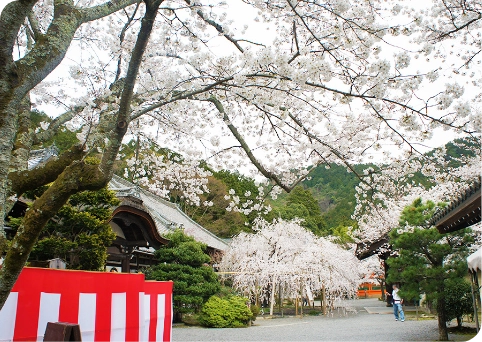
172,298,479,342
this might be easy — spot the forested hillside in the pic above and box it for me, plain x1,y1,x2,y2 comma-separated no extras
110,138,475,239
28,118,475,240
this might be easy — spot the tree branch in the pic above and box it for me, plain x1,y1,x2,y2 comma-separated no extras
79,0,140,23
205,96,294,193
184,0,244,53
9,144,86,196
27,9,42,40
101,0,162,174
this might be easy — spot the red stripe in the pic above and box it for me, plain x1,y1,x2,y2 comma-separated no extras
58,271,81,324
9,268,172,342
12,269,42,341
145,281,173,342
163,285,173,342
148,291,158,341
125,283,140,340
94,274,112,342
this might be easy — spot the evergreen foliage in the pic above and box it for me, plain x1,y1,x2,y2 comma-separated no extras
199,295,253,328
144,230,221,321
27,187,119,270
267,186,327,235
302,163,366,230
442,278,473,327
386,198,474,341
184,176,250,238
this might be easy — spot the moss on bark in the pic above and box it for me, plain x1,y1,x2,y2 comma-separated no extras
0,160,108,309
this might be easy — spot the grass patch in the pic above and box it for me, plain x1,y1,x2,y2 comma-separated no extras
447,326,477,339
181,313,200,326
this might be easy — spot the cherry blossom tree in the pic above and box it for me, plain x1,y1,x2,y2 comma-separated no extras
351,143,481,249
360,255,386,298
219,218,364,315
0,0,480,310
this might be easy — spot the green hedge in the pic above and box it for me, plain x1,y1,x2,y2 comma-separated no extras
199,295,253,328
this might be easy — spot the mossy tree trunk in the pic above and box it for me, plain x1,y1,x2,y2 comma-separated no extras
0,0,161,311
0,0,139,257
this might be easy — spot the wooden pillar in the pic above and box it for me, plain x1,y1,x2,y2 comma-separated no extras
269,278,276,316
300,282,303,317
322,285,327,315
278,282,282,316
470,270,480,332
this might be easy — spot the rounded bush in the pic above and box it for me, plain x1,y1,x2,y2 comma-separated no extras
199,295,253,328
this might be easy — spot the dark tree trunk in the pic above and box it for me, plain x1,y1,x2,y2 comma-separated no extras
456,316,462,328
436,296,449,341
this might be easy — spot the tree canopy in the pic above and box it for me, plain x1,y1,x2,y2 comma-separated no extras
386,198,475,341
144,229,220,321
0,0,480,310
220,218,364,315
27,187,118,270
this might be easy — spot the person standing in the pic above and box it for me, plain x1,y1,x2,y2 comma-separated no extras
387,284,405,322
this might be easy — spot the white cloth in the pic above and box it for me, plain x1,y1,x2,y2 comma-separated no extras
392,288,402,301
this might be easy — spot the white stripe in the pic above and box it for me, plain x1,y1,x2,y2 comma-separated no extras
0,292,18,341
170,292,173,341
111,293,126,342
139,293,150,342
156,294,165,342
78,293,96,342
37,293,61,342
138,292,144,342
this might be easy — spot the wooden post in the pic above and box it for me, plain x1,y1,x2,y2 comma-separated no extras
255,280,259,307
269,278,276,316
44,322,82,341
322,285,327,315
278,282,282,316
300,282,303,317
470,270,480,332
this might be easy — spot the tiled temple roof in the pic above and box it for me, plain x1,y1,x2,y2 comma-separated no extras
109,175,228,251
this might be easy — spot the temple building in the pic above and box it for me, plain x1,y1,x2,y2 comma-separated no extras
428,178,481,234
107,175,228,273
6,147,228,272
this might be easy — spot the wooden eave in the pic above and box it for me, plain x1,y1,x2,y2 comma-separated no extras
430,179,481,234
111,205,169,248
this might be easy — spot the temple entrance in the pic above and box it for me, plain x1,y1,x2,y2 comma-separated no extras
107,205,168,273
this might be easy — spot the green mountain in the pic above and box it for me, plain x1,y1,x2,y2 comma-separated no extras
112,137,477,239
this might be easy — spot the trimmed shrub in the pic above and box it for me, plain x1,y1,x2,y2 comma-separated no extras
249,304,260,321
443,278,473,327
199,295,253,328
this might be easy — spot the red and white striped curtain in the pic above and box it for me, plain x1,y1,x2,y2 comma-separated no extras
0,267,173,341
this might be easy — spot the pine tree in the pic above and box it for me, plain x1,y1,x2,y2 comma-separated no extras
144,230,220,322
387,198,474,341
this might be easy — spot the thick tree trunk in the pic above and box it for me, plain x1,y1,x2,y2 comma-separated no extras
0,0,141,251
0,0,162,311
0,161,108,309
437,296,449,341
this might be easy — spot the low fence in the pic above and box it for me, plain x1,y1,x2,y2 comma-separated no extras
0,267,173,341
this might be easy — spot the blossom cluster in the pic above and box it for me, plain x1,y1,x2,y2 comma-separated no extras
220,218,365,313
